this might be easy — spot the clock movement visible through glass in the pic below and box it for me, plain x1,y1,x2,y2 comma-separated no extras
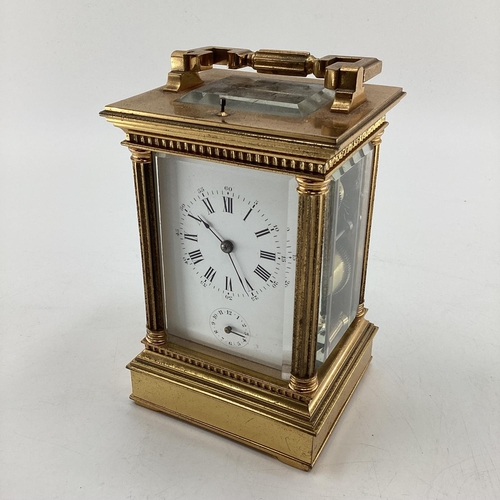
316,144,374,364
155,154,298,378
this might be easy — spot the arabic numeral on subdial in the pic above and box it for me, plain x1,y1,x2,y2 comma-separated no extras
210,308,250,348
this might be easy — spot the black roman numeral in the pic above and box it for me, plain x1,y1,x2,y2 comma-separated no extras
202,198,215,214
223,196,233,213
260,250,276,261
255,228,270,238
184,233,198,242
254,264,271,282
188,249,204,265
225,276,233,291
204,266,216,282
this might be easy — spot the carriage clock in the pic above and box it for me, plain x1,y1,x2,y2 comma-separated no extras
100,46,405,470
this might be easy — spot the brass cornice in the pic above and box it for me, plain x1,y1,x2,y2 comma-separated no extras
123,134,328,177
112,116,387,181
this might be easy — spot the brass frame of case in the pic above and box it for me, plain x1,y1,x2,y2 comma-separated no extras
100,59,404,470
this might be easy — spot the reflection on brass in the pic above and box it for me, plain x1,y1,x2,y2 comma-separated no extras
331,250,351,294
329,313,350,343
130,147,167,346
165,46,382,113
358,132,384,308
356,303,367,318
338,180,345,203
289,374,319,393
146,328,167,345
290,177,330,392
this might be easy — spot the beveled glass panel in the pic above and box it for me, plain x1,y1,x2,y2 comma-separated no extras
178,75,335,117
316,144,374,365
154,154,298,379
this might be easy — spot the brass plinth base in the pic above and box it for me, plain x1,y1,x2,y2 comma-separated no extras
127,317,377,471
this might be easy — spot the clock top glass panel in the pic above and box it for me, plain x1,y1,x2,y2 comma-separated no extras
155,154,298,379
177,75,335,117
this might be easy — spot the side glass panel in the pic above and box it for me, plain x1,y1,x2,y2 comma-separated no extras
155,154,298,379
316,144,374,365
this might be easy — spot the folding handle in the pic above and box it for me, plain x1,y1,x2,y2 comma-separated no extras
164,46,382,113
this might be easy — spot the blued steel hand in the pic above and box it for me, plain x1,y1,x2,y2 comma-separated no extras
228,253,250,295
197,215,224,242
224,326,246,339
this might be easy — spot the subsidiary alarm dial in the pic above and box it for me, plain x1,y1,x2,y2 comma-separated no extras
209,308,250,348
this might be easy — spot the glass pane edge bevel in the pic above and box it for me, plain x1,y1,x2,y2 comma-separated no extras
154,153,169,336
315,143,374,366
153,152,298,381
347,148,374,323
280,176,299,380
178,74,336,118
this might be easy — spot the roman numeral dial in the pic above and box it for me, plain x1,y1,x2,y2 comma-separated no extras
204,266,217,282
202,197,215,214
223,196,233,213
188,249,204,265
260,250,276,261
184,233,198,242
255,228,270,238
254,264,271,282
179,186,283,298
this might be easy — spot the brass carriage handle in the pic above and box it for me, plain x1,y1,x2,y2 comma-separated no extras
164,46,382,113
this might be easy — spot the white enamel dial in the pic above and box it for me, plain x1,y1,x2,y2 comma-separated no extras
156,154,298,375
179,187,282,299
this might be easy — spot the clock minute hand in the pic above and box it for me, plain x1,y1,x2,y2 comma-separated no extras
195,214,250,295
228,253,250,295
197,214,224,242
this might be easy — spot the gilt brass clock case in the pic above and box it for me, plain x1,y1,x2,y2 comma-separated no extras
100,47,405,470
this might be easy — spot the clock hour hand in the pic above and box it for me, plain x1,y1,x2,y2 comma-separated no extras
193,214,250,295
224,326,246,339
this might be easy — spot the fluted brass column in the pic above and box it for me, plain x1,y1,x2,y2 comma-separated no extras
357,131,384,316
289,177,330,393
130,147,167,345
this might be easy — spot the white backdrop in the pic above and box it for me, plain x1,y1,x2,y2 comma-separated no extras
1,1,499,499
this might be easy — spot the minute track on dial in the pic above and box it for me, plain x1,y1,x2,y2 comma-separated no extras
179,188,282,298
